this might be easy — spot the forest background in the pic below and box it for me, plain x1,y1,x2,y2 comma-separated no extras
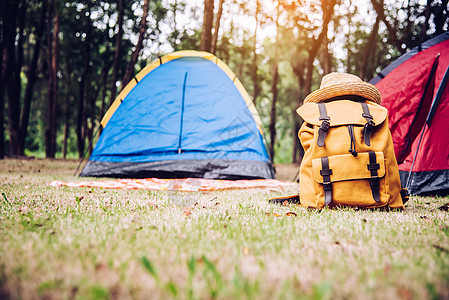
0,0,448,165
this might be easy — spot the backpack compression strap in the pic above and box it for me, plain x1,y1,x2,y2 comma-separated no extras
367,151,381,203
361,103,375,146
317,103,330,147
320,156,333,206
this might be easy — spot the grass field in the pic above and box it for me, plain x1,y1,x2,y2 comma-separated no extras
0,159,448,300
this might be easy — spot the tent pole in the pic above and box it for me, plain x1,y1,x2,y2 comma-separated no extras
74,124,102,177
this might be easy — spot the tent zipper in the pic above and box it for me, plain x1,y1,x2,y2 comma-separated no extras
178,72,188,153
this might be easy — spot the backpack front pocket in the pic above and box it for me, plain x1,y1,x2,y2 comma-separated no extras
311,152,388,208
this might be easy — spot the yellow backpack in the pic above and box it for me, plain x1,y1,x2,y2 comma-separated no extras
295,99,405,209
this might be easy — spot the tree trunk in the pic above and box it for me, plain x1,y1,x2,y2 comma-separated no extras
76,79,85,158
269,5,280,161
62,62,72,159
211,0,225,55
346,47,352,73
199,0,214,52
99,9,113,131
99,62,111,135
84,113,92,156
85,4,95,157
45,0,59,158
123,0,150,86
6,0,24,156
0,44,4,158
62,94,69,159
359,14,380,80
18,0,47,155
433,0,449,36
269,63,279,161
291,58,305,164
304,0,336,97
77,4,93,158
110,0,124,103
291,0,336,163
371,0,405,54
321,35,332,75
0,1,17,158
292,71,305,164
418,0,432,43
251,0,261,104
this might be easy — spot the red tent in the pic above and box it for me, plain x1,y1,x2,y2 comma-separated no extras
370,32,449,195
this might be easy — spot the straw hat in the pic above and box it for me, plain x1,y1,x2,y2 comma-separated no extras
304,72,381,104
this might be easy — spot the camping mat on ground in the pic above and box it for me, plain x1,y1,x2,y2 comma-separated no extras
47,178,296,192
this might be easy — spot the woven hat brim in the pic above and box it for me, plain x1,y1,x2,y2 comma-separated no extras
304,82,381,104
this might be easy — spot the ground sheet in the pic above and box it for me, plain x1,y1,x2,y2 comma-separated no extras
47,178,296,192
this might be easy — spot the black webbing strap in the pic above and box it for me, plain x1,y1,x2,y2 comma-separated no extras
361,103,375,146
317,103,330,147
320,156,333,206
347,125,358,157
367,151,381,203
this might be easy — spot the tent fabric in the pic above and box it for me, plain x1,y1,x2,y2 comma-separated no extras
370,32,449,195
81,51,275,180
48,178,296,192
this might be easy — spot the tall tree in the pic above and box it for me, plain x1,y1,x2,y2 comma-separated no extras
359,13,380,80
98,6,114,132
62,63,72,159
123,0,150,86
5,0,25,156
0,0,20,158
110,0,124,103
371,0,405,54
0,6,5,158
303,0,336,98
269,3,280,160
251,0,261,104
45,0,60,158
18,0,48,155
287,0,337,163
211,0,225,54
77,2,93,158
320,35,332,75
432,0,449,36
200,0,214,52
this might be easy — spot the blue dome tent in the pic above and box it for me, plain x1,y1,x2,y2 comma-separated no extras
80,51,275,179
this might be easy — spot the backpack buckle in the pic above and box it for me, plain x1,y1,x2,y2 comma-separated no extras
317,120,330,147
322,181,332,191
369,177,379,187
320,120,330,132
